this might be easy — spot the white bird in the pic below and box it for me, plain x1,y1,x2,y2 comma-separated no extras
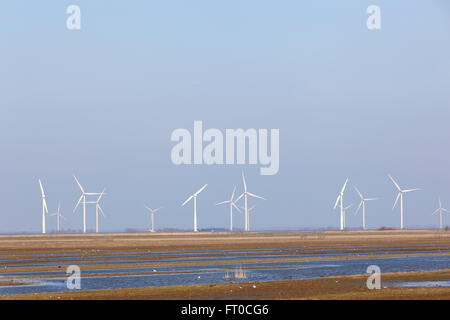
235,172,266,232
216,186,241,232
389,175,420,230
144,205,162,232
432,196,449,230
73,175,103,233
354,186,379,230
333,178,349,230
182,184,208,232
38,179,48,234
49,202,66,233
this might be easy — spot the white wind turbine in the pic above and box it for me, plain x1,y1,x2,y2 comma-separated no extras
389,175,420,230
216,186,241,232
144,205,162,232
182,184,208,232
235,172,266,232
73,175,102,233
333,178,348,230
354,187,379,230
432,197,449,230
49,202,66,233
38,179,48,234
87,189,106,233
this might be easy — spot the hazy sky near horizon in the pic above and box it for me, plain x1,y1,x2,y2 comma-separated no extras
0,1,449,233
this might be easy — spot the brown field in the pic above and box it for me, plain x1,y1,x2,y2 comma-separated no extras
0,230,448,299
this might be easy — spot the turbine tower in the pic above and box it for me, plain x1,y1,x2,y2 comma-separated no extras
182,184,208,232
240,205,256,231
333,178,348,231
38,179,48,234
144,205,162,232
432,196,449,230
236,172,266,232
247,205,256,231
389,175,420,230
216,186,241,232
73,175,102,233
342,204,353,228
354,186,378,230
49,202,66,233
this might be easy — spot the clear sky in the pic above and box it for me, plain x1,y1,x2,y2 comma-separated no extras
0,1,449,233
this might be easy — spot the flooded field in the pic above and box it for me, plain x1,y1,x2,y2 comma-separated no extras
0,231,448,298
0,243,449,295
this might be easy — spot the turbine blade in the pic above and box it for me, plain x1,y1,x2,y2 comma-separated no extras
341,178,348,194
98,205,106,217
144,205,152,212
438,196,442,208
153,207,162,213
403,188,420,193
388,175,401,191
97,189,106,202
432,208,440,215
365,198,379,201
73,175,85,193
392,192,401,210
182,195,194,206
355,201,363,215
354,186,363,200
216,200,230,205
235,193,244,203
73,195,83,213
247,192,266,200
242,171,247,192
43,199,48,213
333,195,341,209
194,184,208,196
38,179,45,197
231,185,237,201
248,205,256,212
232,202,241,212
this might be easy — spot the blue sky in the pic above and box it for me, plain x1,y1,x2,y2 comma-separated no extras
0,1,449,232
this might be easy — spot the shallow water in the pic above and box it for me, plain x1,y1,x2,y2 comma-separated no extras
389,280,450,287
1,248,448,269
0,253,448,295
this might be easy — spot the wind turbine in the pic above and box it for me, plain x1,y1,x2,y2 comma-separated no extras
38,179,48,234
90,189,106,233
432,197,449,230
333,178,348,230
144,205,162,232
354,186,379,230
389,175,420,230
235,172,266,232
216,186,241,232
182,184,208,232
73,175,102,233
49,202,66,233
